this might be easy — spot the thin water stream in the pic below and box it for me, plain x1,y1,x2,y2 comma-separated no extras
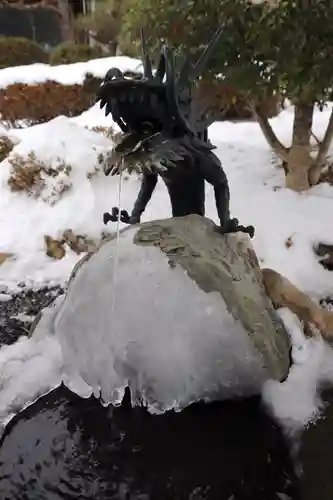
111,171,123,316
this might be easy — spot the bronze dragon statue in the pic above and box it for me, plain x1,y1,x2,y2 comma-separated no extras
96,28,254,238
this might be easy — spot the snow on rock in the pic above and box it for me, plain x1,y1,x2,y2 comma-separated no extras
262,307,333,434
0,334,63,432
0,116,126,290
0,296,71,431
0,56,142,89
0,125,20,145
71,102,122,129
50,226,267,413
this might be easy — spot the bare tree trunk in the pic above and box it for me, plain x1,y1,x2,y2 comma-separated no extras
107,40,118,56
58,0,74,42
253,98,333,191
253,104,289,162
285,101,314,191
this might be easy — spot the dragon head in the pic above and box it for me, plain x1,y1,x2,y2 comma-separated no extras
96,28,222,175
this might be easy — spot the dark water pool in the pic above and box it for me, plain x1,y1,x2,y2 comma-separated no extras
0,385,303,499
0,385,333,499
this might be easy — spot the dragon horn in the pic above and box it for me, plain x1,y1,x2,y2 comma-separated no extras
176,56,194,89
140,28,153,79
177,27,223,88
155,49,166,81
191,27,223,80
162,44,195,135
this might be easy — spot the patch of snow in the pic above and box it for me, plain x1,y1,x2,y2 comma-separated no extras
0,125,20,145
0,56,142,89
1,105,333,297
0,294,11,302
0,116,134,290
71,102,122,129
11,313,34,323
0,296,67,431
262,308,332,435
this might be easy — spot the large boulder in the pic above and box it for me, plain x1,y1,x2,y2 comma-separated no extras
40,215,290,412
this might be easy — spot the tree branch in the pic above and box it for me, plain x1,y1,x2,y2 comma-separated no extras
311,130,321,146
316,108,333,168
309,108,333,185
252,104,289,162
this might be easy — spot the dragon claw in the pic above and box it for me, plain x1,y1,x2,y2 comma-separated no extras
216,219,255,239
103,207,120,224
103,208,140,225
120,209,131,223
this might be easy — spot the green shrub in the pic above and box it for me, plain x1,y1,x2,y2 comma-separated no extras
49,42,104,65
0,79,97,127
0,37,48,69
0,136,14,163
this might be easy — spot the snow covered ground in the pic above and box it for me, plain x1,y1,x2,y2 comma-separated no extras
1,57,333,434
1,100,333,298
0,56,142,89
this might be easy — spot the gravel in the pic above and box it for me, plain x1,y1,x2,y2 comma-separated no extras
0,286,65,346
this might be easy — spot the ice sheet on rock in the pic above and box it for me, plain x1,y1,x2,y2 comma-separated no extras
0,334,64,432
0,299,67,429
53,227,266,413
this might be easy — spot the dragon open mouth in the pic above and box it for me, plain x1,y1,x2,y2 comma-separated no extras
96,72,172,175
96,28,223,176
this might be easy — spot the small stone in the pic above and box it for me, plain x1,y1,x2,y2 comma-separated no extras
44,236,66,260
62,229,98,254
